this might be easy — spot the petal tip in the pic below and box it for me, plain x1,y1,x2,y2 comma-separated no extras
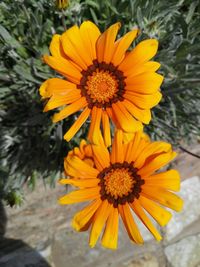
177,198,184,212
156,235,162,242
58,197,65,205
72,219,81,232
63,133,70,141
52,114,59,123
89,241,95,248
101,243,117,250
58,179,67,185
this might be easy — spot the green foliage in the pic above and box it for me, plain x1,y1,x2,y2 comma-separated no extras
0,0,199,205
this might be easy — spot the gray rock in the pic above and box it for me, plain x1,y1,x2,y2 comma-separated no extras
165,234,200,267
164,176,200,242
0,239,51,267
133,214,154,242
51,222,161,267
123,253,159,267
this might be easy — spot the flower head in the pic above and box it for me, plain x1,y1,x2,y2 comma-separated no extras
55,0,69,9
59,130,183,249
40,21,163,145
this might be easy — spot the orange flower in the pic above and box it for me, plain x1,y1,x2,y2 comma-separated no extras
40,21,163,145
67,139,94,167
59,130,183,249
55,0,69,9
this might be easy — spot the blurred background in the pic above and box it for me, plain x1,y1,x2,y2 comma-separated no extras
0,0,200,266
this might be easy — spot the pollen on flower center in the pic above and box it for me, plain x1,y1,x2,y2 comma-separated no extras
104,168,134,199
86,71,118,104
78,60,126,109
98,162,145,207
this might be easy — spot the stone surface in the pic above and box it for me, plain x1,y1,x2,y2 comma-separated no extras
174,145,200,180
133,214,154,242
164,176,200,242
0,238,51,267
4,183,69,249
165,234,200,267
50,223,158,267
124,253,159,267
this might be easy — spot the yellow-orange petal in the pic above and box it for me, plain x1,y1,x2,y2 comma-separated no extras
111,29,138,66
123,99,151,124
112,102,143,133
92,145,110,171
89,200,112,248
119,39,159,72
65,155,99,178
134,141,171,169
125,72,164,94
64,163,93,179
96,22,121,63
59,187,100,204
59,178,99,188
49,34,65,58
106,106,121,129
43,90,81,112
87,107,96,142
125,134,149,164
138,151,177,177
124,61,161,77
141,187,183,212
111,130,124,163
52,97,87,122
124,131,141,163
80,21,101,61
138,195,172,227
133,139,149,165
119,203,143,244
92,107,104,145
61,25,93,68
123,131,140,144
144,170,180,192
124,91,162,109
79,139,87,154
43,55,81,84
72,147,83,159
101,207,119,249
124,138,135,163
64,107,91,141
88,107,104,146
72,199,102,231
131,200,162,241
83,144,93,159
39,78,77,99
102,111,111,147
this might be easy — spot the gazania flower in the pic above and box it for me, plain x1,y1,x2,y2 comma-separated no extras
67,139,94,167
40,21,163,145
55,0,69,9
59,130,183,249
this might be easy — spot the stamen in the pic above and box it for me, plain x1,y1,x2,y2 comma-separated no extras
78,60,126,108
97,162,145,207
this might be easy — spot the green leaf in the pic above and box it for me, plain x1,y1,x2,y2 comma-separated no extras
186,1,198,24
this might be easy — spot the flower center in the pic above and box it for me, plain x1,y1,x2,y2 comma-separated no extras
104,168,134,199
98,162,145,208
78,60,126,109
86,71,118,104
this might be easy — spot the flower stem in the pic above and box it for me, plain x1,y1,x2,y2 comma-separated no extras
61,9,66,31
179,146,200,159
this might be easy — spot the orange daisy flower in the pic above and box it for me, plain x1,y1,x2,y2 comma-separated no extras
55,0,69,9
59,130,183,249
40,21,163,145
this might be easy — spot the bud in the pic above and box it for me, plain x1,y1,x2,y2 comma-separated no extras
55,0,69,9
